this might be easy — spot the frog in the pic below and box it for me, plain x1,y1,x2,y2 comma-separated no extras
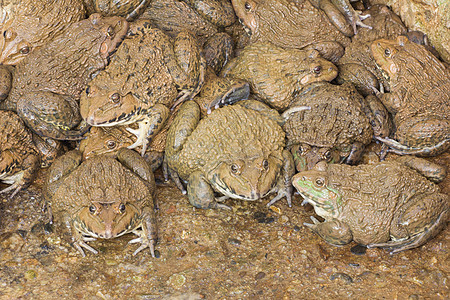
230,0,352,62
164,100,295,209
1,14,129,141
140,0,236,73
335,5,407,96
44,148,158,257
221,42,338,111
80,21,206,155
0,0,86,65
371,36,450,156
292,156,449,254
83,0,151,21
283,81,391,171
0,110,40,198
0,65,12,101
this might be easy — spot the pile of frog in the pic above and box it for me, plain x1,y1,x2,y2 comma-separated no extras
0,0,448,257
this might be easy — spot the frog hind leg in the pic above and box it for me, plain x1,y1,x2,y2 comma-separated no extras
129,204,158,257
395,156,447,184
266,149,295,207
304,216,353,246
126,103,170,156
331,0,372,35
125,0,152,22
187,171,231,210
343,142,365,165
370,193,449,254
16,91,87,140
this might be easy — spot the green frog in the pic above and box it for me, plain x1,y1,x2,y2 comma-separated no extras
292,156,449,253
231,0,352,62
2,14,129,140
0,110,40,198
0,0,86,65
44,148,158,257
283,81,391,170
371,36,450,156
221,43,338,111
80,21,206,155
165,100,295,209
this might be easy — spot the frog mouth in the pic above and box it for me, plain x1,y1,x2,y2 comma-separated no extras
299,194,333,212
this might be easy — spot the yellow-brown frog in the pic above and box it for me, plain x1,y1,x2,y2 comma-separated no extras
44,148,158,257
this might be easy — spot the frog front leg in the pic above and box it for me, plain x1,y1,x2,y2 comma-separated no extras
65,212,99,257
304,216,353,246
187,171,231,210
16,91,87,140
129,204,158,257
266,150,295,207
126,103,170,156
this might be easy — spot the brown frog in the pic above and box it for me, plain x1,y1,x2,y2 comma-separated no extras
292,156,449,254
0,110,40,198
2,14,129,140
283,81,390,170
0,0,86,65
221,43,338,111
335,5,407,96
231,0,352,62
44,148,158,257
140,0,236,73
80,21,206,155
371,36,450,156
165,100,294,209
83,0,151,21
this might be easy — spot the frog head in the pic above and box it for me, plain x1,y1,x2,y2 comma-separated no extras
371,36,408,82
90,14,129,61
231,0,260,35
79,126,135,159
300,50,339,85
291,161,342,219
73,201,142,239
207,153,282,200
290,144,340,172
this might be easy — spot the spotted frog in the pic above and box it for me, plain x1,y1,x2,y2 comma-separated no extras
371,36,450,156
0,110,40,198
44,148,158,257
231,0,352,62
165,100,294,209
221,43,338,111
0,0,86,65
80,21,205,155
283,81,391,170
292,156,449,253
2,14,129,140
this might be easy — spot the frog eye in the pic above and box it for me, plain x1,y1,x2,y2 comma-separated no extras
20,46,30,55
262,159,269,170
323,150,331,161
106,140,116,149
85,86,91,95
244,2,252,10
315,178,325,187
313,66,322,74
110,93,120,103
230,164,239,174
89,205,96,214
119,203,126,213
106,26,115,37
384,48,391,57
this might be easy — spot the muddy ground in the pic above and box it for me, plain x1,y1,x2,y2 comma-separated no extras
0,152,449,299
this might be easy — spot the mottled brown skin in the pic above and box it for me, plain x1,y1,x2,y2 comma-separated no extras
141,0,236,44
0,65,12,101
283,81,389,170
80,21,205,155
336,5,407,96
231,0,351,62
0,110,40,198
221,43,338,111
371,36,450,156
32,134,65,168
2,14,129,141
165,100,294,209
0,0,86,65
44,149,157,257
83,0,151,21
292,157,449,254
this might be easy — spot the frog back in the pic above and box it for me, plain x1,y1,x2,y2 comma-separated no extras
176,105,285,178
